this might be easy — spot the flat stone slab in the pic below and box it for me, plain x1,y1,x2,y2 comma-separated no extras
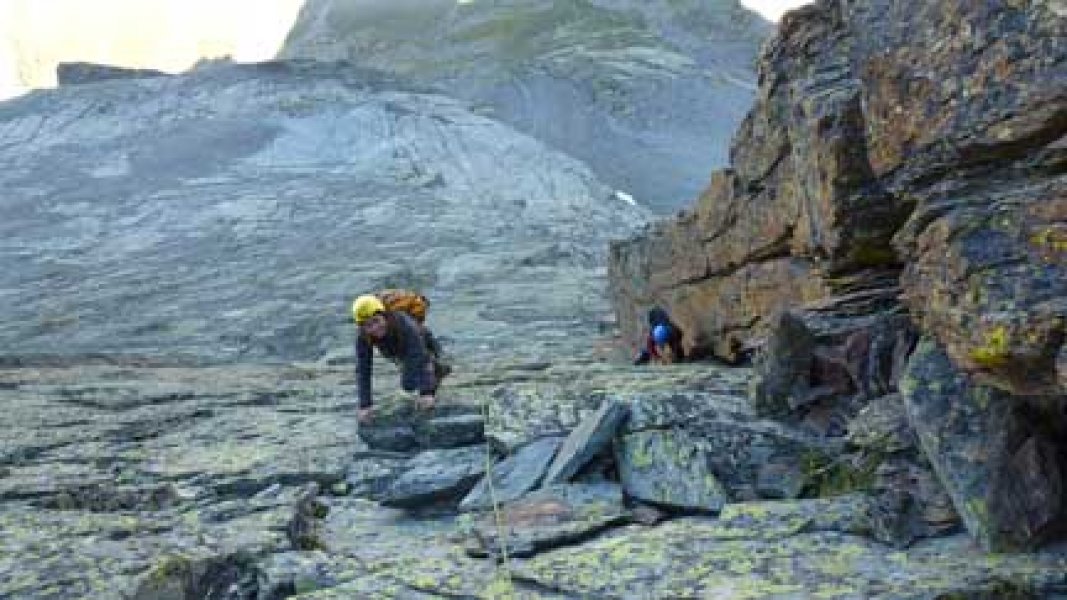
466,483,630,559
312,498,568,599
356,425,420,453
615,429,729,512
542,400,629,486
3,365,1066,600
415,414,486,449
378,445,488,510
513,518,1067,599
358,404,485,453
460,436,563,512
344,456,409,500
717,495,874,538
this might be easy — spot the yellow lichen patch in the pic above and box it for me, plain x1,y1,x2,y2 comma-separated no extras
969,324,1011,368
1030,226,1067,253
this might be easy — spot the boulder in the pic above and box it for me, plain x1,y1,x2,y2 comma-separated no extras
378,446,488,510
615,429,729,512
358,404,485,453
480,365,753,453
356,424,420,454
625,394,840,500
750,309,917,430
542,400,629,486
749,310,816,418
465,483,630,559
460,436,563,512
415,414,486,450
902,340,1066,551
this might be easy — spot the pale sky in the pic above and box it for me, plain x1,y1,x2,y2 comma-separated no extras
0,0,305,98
739,0,813,21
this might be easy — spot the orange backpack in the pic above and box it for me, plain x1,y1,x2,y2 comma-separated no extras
376,289,430,323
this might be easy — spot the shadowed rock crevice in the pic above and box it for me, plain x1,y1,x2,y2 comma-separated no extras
131,551,263,600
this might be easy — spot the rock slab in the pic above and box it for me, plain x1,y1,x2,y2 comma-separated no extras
460,436,563,512
615,429,729,512
902,340,1066,551
542,400,629,486
378,445,488,510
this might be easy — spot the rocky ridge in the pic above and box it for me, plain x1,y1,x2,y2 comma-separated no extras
281,0,771,212
0,60,646,365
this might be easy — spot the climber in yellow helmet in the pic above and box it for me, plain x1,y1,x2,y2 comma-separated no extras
352,293,450,424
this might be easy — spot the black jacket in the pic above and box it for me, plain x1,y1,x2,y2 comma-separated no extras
356,312,437,408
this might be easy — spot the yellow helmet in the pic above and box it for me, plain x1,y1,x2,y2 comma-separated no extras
352,295,386,325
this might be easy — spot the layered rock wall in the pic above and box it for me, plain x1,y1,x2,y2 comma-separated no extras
609,0,1067,551
610,0,1066,368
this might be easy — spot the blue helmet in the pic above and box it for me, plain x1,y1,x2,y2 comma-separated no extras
652,324,671,345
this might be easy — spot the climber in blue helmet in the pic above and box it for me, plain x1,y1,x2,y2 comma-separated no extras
633,307,686,365
652,324,671,345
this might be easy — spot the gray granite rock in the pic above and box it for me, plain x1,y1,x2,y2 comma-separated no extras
542,400,629,486
615,429,729,512
378,446,488,510
460,436,562,512
466,483,630,559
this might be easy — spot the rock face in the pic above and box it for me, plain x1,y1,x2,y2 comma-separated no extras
902,340,1066,552
625,390,840,502
0,60,647,365
609,0,1067,550
609,0,1066,368
280,0,771,212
